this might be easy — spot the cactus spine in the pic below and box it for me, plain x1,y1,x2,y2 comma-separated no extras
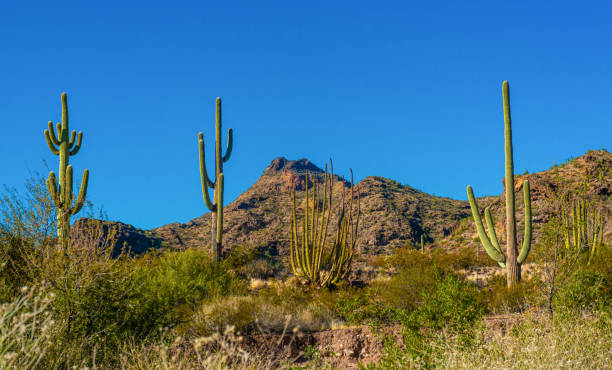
198,98,233,262
44,93,89,246
289,162,360,287
466,81,532,287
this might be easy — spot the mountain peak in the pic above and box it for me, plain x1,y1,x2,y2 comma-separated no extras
263,157,324,176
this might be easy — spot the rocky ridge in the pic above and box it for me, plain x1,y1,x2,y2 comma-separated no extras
75,149,611,260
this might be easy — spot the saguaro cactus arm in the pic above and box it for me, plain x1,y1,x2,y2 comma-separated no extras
198,132,215,210
517,180,532,264
46,172,60,206
467,185,506,267
223,128,233,162
484,207,503,256
69,132,83,155
70,168,89,215
44,121,61,155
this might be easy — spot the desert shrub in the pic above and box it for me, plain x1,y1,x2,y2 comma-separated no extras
189,296,258,336
223,245,280,279
386,246,494,276
333,287,401,327
240,258,277,279
0,173,56,300
481,274,538,314
555,269,609,313
384,246,432,271
126,248,247,337
373,272,486,365
185,291,337,337
407,274,486,334
0,175,140,367
431,246,496,270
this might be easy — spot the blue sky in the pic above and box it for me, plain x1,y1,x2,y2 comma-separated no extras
2,1,611,229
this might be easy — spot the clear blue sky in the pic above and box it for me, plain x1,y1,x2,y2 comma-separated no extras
2,1,611,229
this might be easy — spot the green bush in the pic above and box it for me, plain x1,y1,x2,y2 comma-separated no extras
125,248,247,337
481,274,538,314
408,274,486,334
333,287,401,327
556,269,609,313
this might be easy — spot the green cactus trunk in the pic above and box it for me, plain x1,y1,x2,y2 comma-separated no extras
198,98,233,262
44,93,89,247
503,81,520,285
466,81,532,288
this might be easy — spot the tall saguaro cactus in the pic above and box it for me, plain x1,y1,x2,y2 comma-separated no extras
44,93,89,246
466,81,532,287
198,98,233,262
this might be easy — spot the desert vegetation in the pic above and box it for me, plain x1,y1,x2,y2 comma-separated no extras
0,84,610,369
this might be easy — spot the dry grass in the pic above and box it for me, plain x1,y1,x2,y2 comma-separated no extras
188,294,340,336
436,311,612,369
0,286,55,369
119,326,272,370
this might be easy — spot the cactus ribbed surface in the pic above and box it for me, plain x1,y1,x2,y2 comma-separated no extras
44,93,89,246
289,162,360,287
199,98,233,262
562,198,605,265
466,81,532,287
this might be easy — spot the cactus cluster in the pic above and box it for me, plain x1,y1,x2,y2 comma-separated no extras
466,81,532,287
198,98,233,262
44,93,89,246
289,162,360,287
562,198,605,265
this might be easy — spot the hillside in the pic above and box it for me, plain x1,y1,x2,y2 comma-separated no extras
76,149,611,259
444,149,612,251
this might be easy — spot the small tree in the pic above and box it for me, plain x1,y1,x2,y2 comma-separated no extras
536,215,581,318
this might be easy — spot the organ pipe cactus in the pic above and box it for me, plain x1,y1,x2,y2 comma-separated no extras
466,81,532,287
199,98,233,262
290,162,360,287
44,93,89,246
562,198,605,265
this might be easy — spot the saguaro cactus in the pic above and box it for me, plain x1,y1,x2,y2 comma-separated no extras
44,93,89,246
198,98,233,262
289,162,360,287
466,81,532,287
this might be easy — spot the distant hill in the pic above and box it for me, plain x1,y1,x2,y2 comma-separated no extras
74,149,611,260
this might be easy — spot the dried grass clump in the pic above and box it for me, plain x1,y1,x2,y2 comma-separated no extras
119,326,272,370
0,286,55,369
436,311,612,369
189,294,337,337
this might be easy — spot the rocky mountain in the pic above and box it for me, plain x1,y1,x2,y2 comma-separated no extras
76,149,611,259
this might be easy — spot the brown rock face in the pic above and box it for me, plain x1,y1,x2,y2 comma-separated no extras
76,150,611,266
